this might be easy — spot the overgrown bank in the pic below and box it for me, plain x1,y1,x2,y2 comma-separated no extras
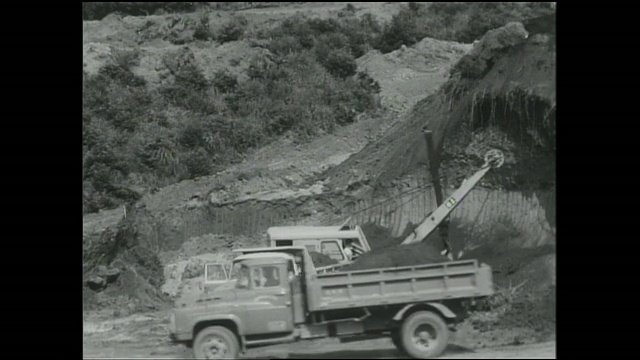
83,2,556,215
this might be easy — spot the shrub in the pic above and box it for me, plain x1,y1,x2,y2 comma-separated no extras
321,49,357,79
216,15,248,43
97,64,146,87
267,35,305,56
175,63,209,90
178,118,207,149
377,3,429,53
193,12,213,41
212,70,238,93
140,137,179,175
183,148,212,178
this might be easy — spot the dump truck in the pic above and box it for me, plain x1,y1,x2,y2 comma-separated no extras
169,246,493,359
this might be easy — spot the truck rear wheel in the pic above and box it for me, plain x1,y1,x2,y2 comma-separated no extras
193,326,239,359
400,311,449,359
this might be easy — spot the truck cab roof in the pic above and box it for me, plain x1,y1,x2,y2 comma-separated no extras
267,226,361,240
233,252,295,265
233,246,308,254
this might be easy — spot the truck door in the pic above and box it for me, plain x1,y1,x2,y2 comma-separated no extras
243,264,295,335
288,259,306,324
201,263,231,295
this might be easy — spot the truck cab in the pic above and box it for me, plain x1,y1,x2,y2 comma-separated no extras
266,225,372,265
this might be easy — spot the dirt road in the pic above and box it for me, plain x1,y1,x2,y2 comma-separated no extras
83,311,555,359
244,338,556,359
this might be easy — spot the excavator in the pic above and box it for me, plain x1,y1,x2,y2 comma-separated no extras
322,148,505,270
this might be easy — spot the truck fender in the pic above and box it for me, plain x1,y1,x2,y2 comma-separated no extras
393,302,457,322
194,314,245,336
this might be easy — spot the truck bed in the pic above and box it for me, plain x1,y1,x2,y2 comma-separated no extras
306,260,493,311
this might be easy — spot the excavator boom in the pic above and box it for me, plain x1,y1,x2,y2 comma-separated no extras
401,150,504,246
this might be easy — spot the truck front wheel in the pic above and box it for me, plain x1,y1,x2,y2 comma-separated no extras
400,311,449,359
193,326,239,359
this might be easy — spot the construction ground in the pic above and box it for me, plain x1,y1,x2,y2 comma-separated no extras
83,3,556,358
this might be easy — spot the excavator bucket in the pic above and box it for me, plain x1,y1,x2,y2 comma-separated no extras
484,149,505,168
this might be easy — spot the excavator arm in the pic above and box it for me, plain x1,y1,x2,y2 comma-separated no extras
401,150,505,246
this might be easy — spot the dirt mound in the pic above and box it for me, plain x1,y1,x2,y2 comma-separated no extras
457,228,555,347
83,242,170,312
321,21,556,192
359,222,395,249
343,241,448,271
463,280,555,346
346,221,449,271
356,37,472,114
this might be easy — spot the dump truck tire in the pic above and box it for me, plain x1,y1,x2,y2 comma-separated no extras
400,311,449,359
391,329,407,355
193,326,239,359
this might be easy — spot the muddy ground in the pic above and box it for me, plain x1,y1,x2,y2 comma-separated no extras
83,310,555,359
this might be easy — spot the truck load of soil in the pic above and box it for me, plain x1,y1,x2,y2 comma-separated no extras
348,221,449,271
309,251,339,268
342,241,448,271
360,221,421,250
360,222,396,250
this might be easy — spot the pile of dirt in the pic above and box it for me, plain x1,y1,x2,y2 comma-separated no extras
461,281,555,347
360,222,396,250
454,221,556,346
309,251,339,268
321,19,556,192
360,221,423,250
344,221,449,271
356,37,472,114
342,241,448,271
83,241,171,312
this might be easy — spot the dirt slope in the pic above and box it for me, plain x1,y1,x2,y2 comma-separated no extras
321,19,556,192
356,38,472,114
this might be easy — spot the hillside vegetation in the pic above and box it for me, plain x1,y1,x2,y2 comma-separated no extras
82,2,555,215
